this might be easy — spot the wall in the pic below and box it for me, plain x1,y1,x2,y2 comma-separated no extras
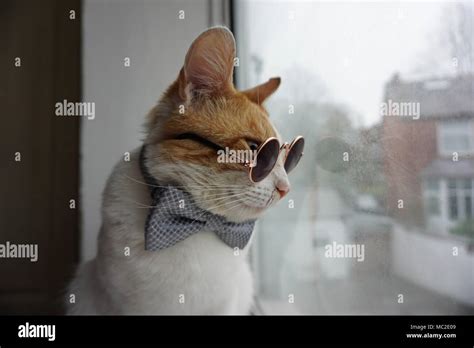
392,225,474,306
81,0,226,261
382,117,437,225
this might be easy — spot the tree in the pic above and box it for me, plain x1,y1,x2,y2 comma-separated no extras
441,1,473,74
417,1,473,76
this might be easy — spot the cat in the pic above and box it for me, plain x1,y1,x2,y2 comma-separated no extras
67,27,291,315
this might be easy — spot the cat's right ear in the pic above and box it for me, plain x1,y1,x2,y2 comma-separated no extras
179,27,236,99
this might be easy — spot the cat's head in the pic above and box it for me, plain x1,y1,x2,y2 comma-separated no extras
144,27,291,222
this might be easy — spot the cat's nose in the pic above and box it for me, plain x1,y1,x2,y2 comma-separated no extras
275,180,290,198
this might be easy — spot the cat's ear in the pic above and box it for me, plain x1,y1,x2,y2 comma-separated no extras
242,77,281,105
181,27,236,98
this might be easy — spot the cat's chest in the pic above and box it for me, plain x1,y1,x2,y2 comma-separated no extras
138,230,253,314
154,227,251,275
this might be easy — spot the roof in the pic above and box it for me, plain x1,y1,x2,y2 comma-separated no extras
384,74,474,119
421,158,474,179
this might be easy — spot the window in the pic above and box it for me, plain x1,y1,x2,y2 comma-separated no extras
465,196,472,218
449,193,459,219
427,197,440,215
438,120,474,156
235,0,474,314
448,178,474,221
424,179,440,216
425,178,440,191
463,180,473,218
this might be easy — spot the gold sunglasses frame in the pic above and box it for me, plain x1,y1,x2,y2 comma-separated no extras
243,135,305,183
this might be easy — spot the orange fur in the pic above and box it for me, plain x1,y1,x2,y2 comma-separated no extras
145,27,280,174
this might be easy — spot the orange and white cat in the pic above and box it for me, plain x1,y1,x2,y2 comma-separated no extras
67,27,290,314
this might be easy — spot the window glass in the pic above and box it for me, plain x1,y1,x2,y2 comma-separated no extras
441,134,471,153
449,195,459,220
463,179,472,189
425,179,439,191
465,196,472,218
235,0,474,314
439,121,473,154
426,196,440,215
448,179,457,190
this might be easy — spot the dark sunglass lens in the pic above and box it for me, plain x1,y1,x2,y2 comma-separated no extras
284,138,305,173
251,139,279,182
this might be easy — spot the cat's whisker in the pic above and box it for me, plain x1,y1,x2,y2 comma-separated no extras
133,186,249,197
186,168,214,184
186,187,247,192
212,198,251,216
179,196,247,227
245,188,272,199
170,191,249,208
199,188,248,196
188,196,247,223
181,168,252,190
217,200,247,214
123,174,249,189
242,190,273,205
127,191,249,209
193,192,249,206
193,166,225,181
181,168,220,188
128,175,248,187
201,196,247,212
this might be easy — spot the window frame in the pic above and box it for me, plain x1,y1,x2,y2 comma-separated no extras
423,179,441,217
231,0,303,314
447,178,474,222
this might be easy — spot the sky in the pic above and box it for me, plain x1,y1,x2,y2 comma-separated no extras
239,0,465,127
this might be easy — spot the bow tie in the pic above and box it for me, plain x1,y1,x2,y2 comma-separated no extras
139,146,256,251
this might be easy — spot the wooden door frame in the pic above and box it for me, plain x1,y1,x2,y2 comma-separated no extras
0,0,81,314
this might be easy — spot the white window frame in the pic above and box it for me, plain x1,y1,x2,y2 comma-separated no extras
446,178,474,222
423,178,441,217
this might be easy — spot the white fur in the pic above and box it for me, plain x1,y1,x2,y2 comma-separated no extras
68,26,291,315
67,140,289,315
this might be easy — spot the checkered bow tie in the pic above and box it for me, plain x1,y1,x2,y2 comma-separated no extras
139,146,256,251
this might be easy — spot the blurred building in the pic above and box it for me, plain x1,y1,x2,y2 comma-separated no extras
382,73,474,235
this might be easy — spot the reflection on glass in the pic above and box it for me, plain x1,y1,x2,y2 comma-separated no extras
236,0,474,314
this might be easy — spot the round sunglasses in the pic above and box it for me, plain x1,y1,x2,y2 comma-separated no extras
244,136,305,183
173,133,305,183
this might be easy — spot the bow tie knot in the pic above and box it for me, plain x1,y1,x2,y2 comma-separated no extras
144,185,255,251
